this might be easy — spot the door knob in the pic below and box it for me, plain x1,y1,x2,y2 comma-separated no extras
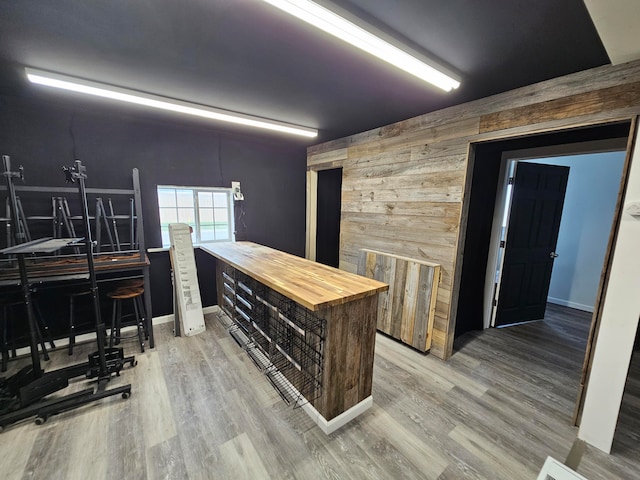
550,252,559,258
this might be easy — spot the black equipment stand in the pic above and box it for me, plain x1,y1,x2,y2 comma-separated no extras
0,157,136,432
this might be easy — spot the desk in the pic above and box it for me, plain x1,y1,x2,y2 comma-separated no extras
0,238,135,430
1,238,84,374
0,250,153,348
202,241,387,434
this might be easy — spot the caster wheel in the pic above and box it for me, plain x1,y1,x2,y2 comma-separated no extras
122,392,131,399
35,416,46,425
0,424,4,433
131,360,138,367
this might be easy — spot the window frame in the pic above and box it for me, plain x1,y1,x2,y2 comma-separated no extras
157,185,235,247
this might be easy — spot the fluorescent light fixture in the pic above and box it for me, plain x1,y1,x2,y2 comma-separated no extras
25,68,318,138
262,0,460,92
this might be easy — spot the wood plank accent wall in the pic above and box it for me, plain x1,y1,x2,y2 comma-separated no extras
357,249,440,352
307,59,640,360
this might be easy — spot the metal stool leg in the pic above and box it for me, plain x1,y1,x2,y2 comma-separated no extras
116,300,122,344
132,297,144,353
1,306,8,372
33,301,55,350
33,319,50,362
135,295,149,340
109,298,118,349
68,295,75,355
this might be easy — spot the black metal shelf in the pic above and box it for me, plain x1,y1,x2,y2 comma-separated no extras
220,262,325,407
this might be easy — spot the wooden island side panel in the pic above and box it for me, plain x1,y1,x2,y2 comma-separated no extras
317,294,378,420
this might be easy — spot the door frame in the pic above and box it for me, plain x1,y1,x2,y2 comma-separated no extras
453,118,637,452
483,138,628,329
306,169,318,261
484,157,517,328
306,166,344,263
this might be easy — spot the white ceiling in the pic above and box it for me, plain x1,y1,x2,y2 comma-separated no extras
584,0,640,64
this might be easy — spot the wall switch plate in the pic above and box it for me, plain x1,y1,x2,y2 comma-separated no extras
626,202,640,216
231,181,244,201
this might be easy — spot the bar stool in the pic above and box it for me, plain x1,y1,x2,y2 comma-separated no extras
66,288,92,355
0,294,52,372
108,285,146,353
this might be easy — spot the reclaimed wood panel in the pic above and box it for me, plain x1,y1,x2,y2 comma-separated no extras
341,200,461,218
307,147,348,168
342,169,465,192
479,81,640,133
307,61,640,158
341,153,466,181
308,59,640,361
318,294,378,420
346,118,480,159
358,249,440,352
202,242,387,311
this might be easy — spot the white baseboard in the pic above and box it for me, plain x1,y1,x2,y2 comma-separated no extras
152,313,174,325
6,306,220,359
302,396,373,435
547,297,594,313
153,305,218,326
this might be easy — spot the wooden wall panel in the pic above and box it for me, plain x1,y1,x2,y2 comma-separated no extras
308,61,640,158
308,59,640,360
357,249,440,352
479,81,640,133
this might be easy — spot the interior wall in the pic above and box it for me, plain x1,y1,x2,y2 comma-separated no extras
524,152,626,312
454,143,502,337
307,59,640,360
579,126,640,453
0,93,307,320
456,132,628,338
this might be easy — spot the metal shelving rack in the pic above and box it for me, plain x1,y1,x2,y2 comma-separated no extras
220,263,326,407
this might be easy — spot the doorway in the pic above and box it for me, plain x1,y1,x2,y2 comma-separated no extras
453,121,632,432
315,168,342,268
492,161,570,327
487,151,626,329
454,122,631,338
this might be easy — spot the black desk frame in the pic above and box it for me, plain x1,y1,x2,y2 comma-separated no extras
0,166,153,348
0,158,138,431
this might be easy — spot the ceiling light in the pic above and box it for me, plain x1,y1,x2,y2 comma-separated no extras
25,68,318,138
262,0,460,92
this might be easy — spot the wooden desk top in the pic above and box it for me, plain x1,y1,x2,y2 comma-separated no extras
201,242,388,311
0,251,149,283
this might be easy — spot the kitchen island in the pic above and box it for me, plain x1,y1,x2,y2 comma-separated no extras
201,241,388,434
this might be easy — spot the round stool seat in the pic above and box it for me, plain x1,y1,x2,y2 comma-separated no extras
119,278,144,289
108,287,144,300
107,284,146,353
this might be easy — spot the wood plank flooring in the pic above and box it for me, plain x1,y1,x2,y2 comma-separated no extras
1,304,638,479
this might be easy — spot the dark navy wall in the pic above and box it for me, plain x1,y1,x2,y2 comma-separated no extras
0,92,307,319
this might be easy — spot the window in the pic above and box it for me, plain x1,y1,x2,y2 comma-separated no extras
157,186,234,247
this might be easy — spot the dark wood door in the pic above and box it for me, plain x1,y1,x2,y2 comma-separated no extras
494,162,569,327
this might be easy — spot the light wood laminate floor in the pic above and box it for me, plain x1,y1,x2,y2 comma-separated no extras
0,304,638,479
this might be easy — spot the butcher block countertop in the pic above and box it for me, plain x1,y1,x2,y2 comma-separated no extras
200,241,388,311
